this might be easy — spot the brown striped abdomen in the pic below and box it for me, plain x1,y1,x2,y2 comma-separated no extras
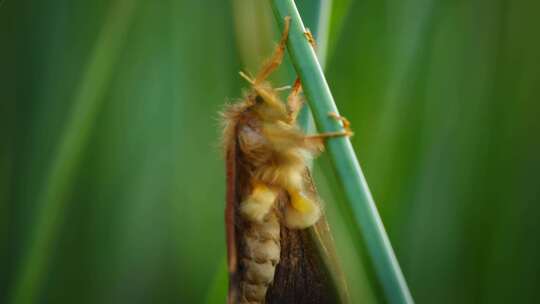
239,210,280,304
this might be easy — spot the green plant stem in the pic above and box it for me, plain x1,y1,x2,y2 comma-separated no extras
295,0,330,131
9,1,138,303
269,1,414,303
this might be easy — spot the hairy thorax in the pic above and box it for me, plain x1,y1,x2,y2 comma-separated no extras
238,115,315,189
236,108,322,228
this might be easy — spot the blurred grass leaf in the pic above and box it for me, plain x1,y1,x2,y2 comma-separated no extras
9,1,139,303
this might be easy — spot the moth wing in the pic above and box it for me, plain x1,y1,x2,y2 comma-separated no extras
225,135,240,304
265,169,350,304
306,169,350,303
309,208,351,304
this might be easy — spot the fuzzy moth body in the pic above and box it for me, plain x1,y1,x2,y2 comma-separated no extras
223,101,324,304
223,16,350,304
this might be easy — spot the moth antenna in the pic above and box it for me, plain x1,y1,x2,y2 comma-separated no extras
274,85,292,92
239,71,255,85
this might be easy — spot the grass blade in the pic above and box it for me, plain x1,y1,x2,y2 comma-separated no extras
269,1,414,303
9,1,138,303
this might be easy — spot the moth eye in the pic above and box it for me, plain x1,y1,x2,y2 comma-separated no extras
255,95,264,104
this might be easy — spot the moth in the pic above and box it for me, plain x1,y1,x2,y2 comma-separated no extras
222,17,352,304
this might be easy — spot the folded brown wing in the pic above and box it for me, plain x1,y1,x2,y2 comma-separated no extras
265,170,349,304
266,224,333,303
225,133,239,304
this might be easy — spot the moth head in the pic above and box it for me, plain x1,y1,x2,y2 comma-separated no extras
250,84,289,122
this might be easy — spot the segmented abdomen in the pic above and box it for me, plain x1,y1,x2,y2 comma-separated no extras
240,210,280,304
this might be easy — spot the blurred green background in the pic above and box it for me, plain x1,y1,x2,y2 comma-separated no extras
2,0,540,303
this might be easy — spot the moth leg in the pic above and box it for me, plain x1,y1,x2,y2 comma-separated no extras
305,112,354,141
285,30,317,123
254,16,291,84
286,29,316,123
304,29,317,49
287,77,303,123
240,183,278,223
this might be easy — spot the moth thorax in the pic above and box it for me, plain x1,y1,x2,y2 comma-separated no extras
255,162,304,190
